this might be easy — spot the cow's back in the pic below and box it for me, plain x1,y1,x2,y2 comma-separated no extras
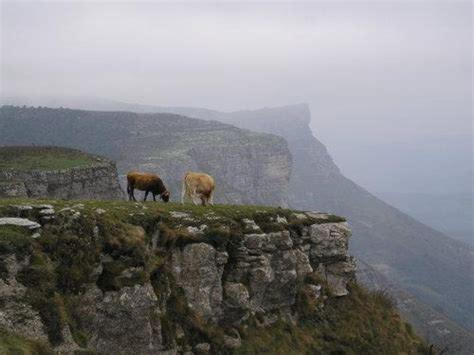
128,172,161,190
185,172,215,194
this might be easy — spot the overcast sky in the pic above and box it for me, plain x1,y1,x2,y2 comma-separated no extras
1,0,472,195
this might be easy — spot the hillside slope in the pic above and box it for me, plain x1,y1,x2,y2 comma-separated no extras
358,260,474,354
0,199,428,354
0,106,291,207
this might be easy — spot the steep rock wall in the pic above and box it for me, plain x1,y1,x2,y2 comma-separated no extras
0,201,355,353
0,163,123,200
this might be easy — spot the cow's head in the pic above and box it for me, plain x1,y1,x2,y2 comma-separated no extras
160,190,170,203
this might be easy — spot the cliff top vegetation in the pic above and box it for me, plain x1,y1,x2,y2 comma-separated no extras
0,146,106,172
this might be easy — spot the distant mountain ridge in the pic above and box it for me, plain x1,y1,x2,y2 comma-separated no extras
0,105,292,207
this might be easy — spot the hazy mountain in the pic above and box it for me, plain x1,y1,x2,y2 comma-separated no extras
376,192,473,246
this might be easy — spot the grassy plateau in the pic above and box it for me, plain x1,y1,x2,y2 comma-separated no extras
0,146,105,171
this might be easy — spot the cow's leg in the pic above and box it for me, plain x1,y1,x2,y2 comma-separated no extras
152,193,156,202
127,183,134,201
192,194,200,205
130,187,137,201
144,190,149,201
190,188,198,205
201,195,206,206
208,191,214,206
181,180,186,204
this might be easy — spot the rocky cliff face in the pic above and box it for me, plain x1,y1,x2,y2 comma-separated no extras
0,164,122,200
0,147,123,200
0,200,361,353
0,106,292,206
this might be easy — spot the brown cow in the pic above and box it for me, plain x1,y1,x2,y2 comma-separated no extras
127,171,170,202
181,171,215,206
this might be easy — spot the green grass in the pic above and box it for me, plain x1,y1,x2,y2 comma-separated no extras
0,225,32,257
0,198,344,228
0,328,52,355
0,146,104,171
237,284,432,355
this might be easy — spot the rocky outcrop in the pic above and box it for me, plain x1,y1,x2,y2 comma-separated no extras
170,221,355,328
0,255,48,343
0,200,354,353
0,146,123,200
0,163,123,200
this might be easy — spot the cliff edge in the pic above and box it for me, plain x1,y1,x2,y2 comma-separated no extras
0,199,427,354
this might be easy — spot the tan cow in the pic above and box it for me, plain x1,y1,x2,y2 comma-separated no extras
181,171,215,206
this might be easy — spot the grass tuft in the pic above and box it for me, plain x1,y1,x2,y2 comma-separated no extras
0,327,52,355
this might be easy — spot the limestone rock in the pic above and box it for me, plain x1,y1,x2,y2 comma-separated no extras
0,162,122,200
38,208,55,216
0,255,48,342
186,224,208,236
169,211,191,219
294,249,313,280
0,217,41,230
242,218,262,232
171,243,226,320
0,203,356,353
224,282,250,309
77,283,162,354
194,342,211,353
309,222,351,262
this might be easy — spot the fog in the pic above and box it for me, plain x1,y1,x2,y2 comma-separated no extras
1,0,472,196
